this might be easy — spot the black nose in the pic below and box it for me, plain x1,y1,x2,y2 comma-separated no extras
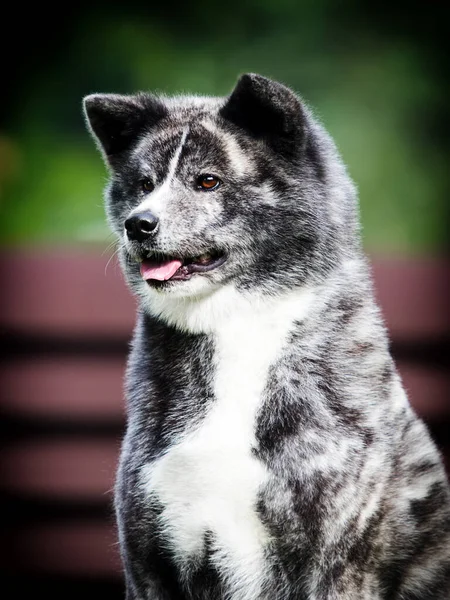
124,212,159,242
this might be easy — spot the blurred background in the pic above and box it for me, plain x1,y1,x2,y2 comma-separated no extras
0,1,448,598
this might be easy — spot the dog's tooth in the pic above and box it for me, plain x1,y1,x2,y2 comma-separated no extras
197,253,212,264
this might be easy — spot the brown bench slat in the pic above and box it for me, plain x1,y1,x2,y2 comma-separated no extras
1,438,118,501
372,258,450,342
0,249,135,338
399,363,450,420
0,357,125,423
0,358,447,425
1,251,449,341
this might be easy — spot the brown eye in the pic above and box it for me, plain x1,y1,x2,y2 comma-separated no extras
141,178,154,193
197,174,221,191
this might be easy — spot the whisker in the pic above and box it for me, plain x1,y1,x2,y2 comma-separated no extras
102,233,120,257
104,241,127,276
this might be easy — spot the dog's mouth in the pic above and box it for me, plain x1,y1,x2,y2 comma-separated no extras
140,250,227,284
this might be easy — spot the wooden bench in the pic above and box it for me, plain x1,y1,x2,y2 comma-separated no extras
0,250,449,596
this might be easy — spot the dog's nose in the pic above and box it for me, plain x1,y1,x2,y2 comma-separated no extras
124,212,159,242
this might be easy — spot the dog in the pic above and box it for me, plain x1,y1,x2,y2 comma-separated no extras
84,73,450,599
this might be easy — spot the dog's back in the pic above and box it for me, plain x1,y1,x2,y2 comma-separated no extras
84,74,450,599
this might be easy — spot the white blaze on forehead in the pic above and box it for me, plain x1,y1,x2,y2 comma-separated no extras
166,127,190,181
200,120,254,178
131,127,189,216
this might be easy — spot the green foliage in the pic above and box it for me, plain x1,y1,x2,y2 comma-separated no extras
1,1,447,253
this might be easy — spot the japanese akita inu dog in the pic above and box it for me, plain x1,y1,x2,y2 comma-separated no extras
84,74,450,599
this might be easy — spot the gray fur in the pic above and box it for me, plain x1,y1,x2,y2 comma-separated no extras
83,73,450,599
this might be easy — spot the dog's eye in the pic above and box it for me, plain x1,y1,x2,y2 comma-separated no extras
141,179,154,193
196,174,221,191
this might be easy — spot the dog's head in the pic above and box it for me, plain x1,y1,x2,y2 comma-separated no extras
84,74,357,311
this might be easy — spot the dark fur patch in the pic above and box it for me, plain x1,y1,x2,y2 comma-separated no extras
84,93,167,157
183,532,224,600
410,482,449,524
219,73,307,159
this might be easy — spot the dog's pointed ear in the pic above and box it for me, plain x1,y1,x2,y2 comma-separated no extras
83,93,167,162
219,74,307,157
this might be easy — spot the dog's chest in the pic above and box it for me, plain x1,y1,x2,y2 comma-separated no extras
140,299,306,586
144,390,269,564
143,322,274,550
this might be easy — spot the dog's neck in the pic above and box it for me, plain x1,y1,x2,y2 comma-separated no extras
141,280,317,336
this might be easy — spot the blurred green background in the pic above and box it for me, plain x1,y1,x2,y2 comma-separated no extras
1,0,448,254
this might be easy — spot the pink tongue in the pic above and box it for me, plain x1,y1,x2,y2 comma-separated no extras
140,259,183,281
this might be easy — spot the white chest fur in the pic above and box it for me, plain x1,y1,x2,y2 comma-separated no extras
140,286,315,597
